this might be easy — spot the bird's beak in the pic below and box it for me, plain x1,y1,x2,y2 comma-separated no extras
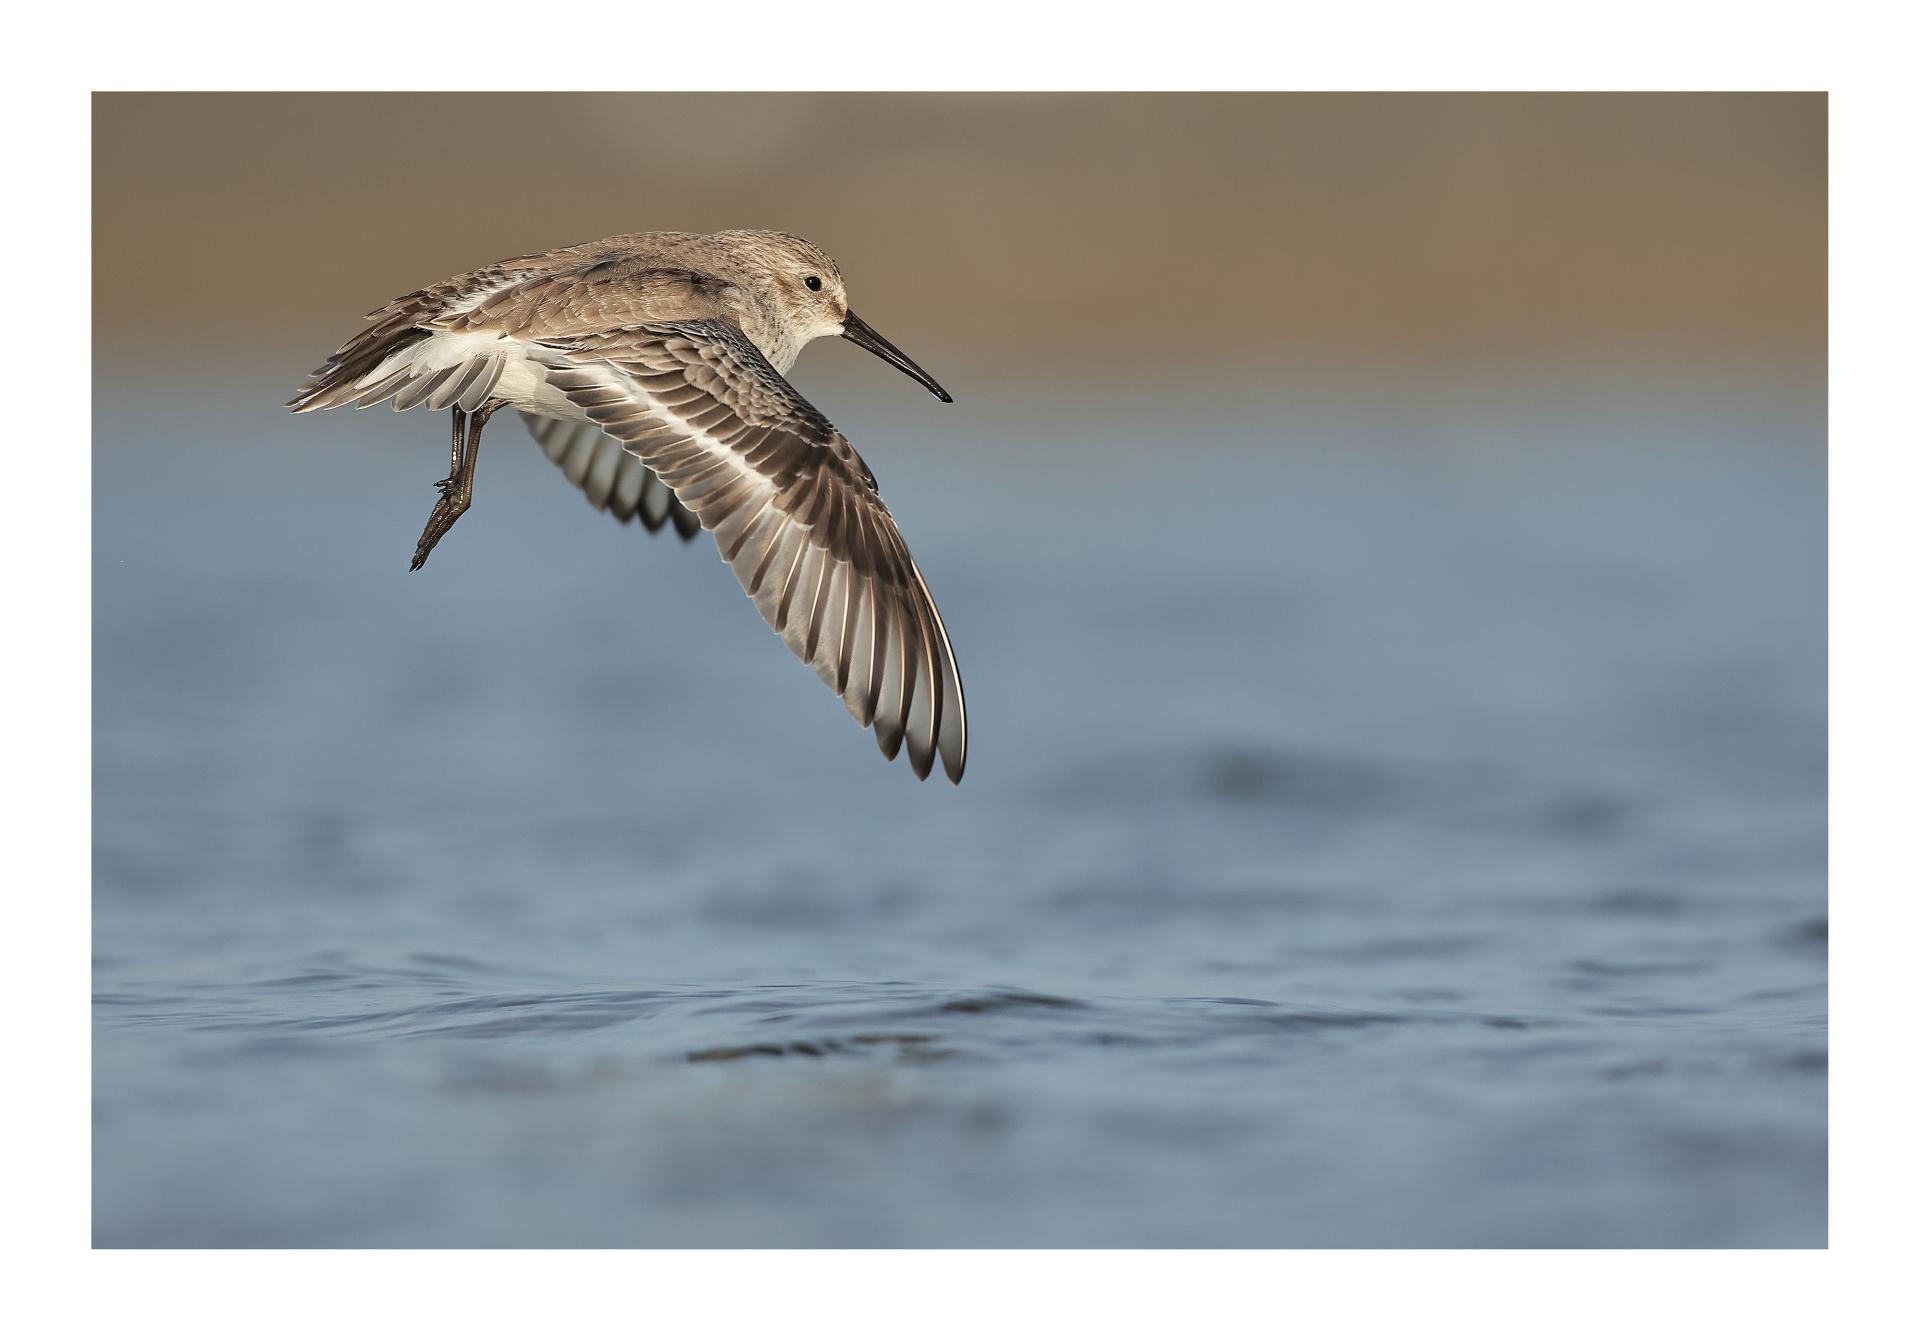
840,310,953,403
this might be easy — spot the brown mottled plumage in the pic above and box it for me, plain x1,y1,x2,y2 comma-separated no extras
288,230,965,783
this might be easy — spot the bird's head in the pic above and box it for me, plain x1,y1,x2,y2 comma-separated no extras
711,230,952,402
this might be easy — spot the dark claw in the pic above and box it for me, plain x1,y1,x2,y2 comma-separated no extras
410,483,470,571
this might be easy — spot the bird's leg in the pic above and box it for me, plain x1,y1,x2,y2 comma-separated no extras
435,406,467,489
411,399,502,571
411,406,470,570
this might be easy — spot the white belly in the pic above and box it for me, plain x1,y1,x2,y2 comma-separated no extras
491,354,591,422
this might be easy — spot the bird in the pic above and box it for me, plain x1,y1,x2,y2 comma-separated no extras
287,230,966,783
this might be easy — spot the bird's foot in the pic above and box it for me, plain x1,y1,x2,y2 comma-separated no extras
410,480,470,571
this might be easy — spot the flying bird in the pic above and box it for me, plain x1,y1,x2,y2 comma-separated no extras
288,230,966,782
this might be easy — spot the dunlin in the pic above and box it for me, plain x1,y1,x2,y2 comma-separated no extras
288,230,966,783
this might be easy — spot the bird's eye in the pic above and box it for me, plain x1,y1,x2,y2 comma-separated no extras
804,275,823,292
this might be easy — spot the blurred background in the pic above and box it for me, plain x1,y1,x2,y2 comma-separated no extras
94,94,1825,1247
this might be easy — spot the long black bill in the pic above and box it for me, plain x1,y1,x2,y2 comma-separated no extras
841,310,953,403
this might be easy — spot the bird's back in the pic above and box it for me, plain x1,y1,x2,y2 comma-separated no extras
375,233,742,335
289,234,744,415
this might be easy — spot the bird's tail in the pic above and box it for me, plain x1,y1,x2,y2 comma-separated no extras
286,306,433,413
286,319,513,416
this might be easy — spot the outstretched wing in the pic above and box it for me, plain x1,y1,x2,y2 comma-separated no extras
528,319,967,783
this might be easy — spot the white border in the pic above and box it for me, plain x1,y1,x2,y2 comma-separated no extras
14,0,1902,1333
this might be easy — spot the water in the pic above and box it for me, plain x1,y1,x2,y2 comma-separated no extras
92,374,1826,1246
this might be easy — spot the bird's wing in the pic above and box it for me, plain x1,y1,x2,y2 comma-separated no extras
519,413,701,540
527,318,966,783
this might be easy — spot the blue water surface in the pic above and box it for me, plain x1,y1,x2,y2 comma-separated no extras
93,368,1825,1246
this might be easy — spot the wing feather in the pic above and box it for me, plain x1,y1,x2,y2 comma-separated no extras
526,319,966,781
519,412,698,540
